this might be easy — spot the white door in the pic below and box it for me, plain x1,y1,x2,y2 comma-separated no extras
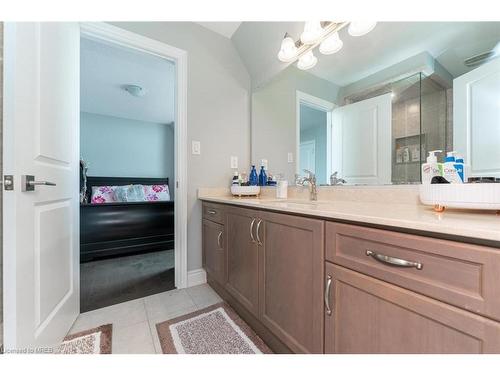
3,23,80,350
331,93,392,185
454,57,500,178
299,140,316,174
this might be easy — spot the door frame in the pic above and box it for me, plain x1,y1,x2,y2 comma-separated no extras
80,22,189,288
295,90,335,182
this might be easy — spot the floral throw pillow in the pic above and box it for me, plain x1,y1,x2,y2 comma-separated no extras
91,186,117,204
143,184,170,201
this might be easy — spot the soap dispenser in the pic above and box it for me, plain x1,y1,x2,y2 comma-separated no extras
421,150,442,184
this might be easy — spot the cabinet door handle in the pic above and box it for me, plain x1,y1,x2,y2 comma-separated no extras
207,209,217,215
366,250,423,270
325,275,332,316
217,231,223,248
255,219,263,246
249,218,256,243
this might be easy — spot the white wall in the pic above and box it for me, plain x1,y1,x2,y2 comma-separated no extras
80,112,174,183
111,22,251,271
252,66,339,183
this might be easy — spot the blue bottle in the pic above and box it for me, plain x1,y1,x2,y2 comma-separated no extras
258,166,267,186
249,165,258,186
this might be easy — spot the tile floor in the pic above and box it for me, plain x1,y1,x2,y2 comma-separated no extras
69,283,223,354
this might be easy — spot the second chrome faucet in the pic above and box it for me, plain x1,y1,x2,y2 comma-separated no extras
296,169,317,201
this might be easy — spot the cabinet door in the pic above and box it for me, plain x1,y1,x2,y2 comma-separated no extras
225,206,259,316
202,219,225,285
324,263,500,354
259,211,324,353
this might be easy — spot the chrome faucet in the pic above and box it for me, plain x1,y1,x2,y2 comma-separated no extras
330,171,346,185
298,169,317,201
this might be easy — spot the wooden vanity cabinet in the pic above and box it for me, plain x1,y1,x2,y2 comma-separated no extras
225,206,260,316
202,200,500,354
202,203,226,285
202,219,225,285
258,210,324,353
324,263,500,353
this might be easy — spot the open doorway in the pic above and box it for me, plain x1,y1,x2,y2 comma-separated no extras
78,29,179,312
296,91,335,185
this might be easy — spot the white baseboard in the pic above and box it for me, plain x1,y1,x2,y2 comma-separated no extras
187,268,207,287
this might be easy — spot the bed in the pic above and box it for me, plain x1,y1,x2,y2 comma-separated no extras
80,176,174,263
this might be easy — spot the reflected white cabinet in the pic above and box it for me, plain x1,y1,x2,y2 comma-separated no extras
454,58,500,178
331,92,392,185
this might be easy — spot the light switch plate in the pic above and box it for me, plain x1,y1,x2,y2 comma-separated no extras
192,141,201,155
287,152,294,163
230,156,238,169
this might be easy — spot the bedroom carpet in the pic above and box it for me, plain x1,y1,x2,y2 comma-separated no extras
81,249,175,313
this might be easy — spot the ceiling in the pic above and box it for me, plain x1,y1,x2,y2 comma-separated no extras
230,22,500,89
81,37,175,124
307,22,500,87
197,22,242,38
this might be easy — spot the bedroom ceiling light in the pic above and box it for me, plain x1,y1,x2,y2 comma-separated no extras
123,84,147,97
277,21,376,70
297,51,318,70
319,32,343,55
348,21,377,36
278,33,299,62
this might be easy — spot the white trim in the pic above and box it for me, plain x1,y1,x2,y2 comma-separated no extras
187,268,207,287
79,22,188,288
296,90,335,181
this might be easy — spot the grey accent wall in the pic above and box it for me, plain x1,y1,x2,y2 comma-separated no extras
252,66,339,183
110,22,251,272
80,112,175,195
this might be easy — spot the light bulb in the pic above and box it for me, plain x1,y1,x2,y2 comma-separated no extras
277,35,298,62
319,32,343,55
348,21,377,36
300,21,324,44
297,51,318,70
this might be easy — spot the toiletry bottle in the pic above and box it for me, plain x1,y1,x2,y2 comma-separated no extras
276,174,288,199
258,165,267,186
454,155,467,183
442,151,462,183
249,165,258,186
421,150,442,184
232,171,239,185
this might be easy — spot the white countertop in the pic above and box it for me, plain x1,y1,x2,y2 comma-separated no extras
199,194,500,244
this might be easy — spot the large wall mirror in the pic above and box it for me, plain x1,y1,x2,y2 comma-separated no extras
251,22,500,185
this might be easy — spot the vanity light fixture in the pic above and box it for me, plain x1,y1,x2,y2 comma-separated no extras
278,33,299,62
348,21,377,36
297,51,318,70
319,32,343,55
277,21,377,70
300,21,324,45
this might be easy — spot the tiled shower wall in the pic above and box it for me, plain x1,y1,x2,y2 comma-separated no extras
1,22,4,349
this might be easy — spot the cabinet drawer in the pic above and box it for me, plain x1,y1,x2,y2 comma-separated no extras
326,222,500,321
202,202,225,224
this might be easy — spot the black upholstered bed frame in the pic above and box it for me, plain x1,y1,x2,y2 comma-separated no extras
80,176,174,263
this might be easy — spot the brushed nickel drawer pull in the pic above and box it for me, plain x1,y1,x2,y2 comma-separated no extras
325,275,332,316
217,231,223,248
366,250,423,270
255,219,263,246
250,218,256,243
207,209,217,215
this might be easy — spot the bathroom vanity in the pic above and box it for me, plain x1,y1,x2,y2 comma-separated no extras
201,195,500,354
